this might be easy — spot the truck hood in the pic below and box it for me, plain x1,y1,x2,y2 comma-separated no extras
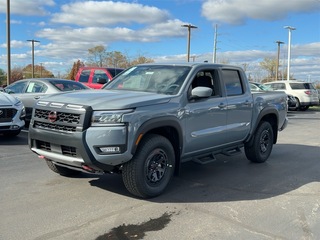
40,90,172,109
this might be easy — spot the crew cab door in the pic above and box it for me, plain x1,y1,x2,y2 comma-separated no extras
184,69,228,155
221,68,252,142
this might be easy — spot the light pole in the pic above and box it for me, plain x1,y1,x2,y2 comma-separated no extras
284,26,296,81
27,39,40,78
181,24,197,62
6,0,11,85
275,40,284,81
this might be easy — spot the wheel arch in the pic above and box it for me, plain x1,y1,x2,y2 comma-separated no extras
247,108,279,146
131,117,183,175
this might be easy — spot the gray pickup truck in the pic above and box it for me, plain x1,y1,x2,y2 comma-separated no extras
29,63,288,198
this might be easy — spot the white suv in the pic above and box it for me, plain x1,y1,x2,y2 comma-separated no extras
263,81,319,110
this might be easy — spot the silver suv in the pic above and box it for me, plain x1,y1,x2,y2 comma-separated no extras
264,81,319,110
0,92,25,136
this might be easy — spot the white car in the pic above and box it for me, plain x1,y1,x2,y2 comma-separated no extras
0,92,26,136
263,81,319,110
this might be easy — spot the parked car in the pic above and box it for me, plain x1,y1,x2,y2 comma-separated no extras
0,92,25,136
250,82,297,110
249,82,273,92
5,78,89,124
263,81,319,110
75,67,124,89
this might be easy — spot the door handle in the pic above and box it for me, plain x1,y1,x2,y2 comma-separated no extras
34,96,40,100
218,103,226,109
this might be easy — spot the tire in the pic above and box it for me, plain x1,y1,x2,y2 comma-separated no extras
3,129,21,137
295,97,300,111
122,134,175,198
299,106,309,111
245,121,274,163
46,159,80,176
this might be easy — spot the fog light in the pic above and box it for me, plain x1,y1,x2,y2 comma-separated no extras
99,146,121,153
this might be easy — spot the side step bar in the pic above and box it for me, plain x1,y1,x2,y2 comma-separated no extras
192,146,243,165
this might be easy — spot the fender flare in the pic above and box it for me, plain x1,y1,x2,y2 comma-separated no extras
246,107,279,146
130,116,183,155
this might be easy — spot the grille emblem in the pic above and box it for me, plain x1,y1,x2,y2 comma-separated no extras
0,110,3,116
48,111,57,123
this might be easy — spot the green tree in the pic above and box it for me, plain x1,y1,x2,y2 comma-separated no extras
88,45,107,67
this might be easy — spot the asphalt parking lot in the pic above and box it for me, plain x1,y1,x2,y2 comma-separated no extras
0,109,319,240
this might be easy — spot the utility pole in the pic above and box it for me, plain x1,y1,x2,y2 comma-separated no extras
27,39,40,78
284,26,296,81
275,41,284,81
6,0,11,85
181,24,197,62
213,24,218,63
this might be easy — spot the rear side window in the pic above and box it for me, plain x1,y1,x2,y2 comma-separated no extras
26,82,47,93
290,83,315,90
93,70,109,83
222,70,243,96
107,68,124,77
272,83,286,90
79,70,91,83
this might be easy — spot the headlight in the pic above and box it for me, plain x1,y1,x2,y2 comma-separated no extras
91,109,133,126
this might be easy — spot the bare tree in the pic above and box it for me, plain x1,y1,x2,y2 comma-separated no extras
105,51,129,68
88,45,107,67
67,60,84,80
259,57,277,81
130,55,154,66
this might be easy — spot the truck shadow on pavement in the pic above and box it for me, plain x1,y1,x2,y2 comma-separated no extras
89,143,320,203
0,131,28,146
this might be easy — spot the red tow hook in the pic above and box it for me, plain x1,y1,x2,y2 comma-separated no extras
82,164,95,173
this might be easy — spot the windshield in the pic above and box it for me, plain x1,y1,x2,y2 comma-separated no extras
103,65,191,95
258,84,272,91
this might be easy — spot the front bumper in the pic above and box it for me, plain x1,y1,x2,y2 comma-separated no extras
29,124,133,172
279,117,288,131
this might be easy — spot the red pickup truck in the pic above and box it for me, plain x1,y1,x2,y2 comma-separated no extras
75,67,124,89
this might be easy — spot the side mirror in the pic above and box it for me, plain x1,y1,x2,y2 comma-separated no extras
97,78,107,84
190,87,212,99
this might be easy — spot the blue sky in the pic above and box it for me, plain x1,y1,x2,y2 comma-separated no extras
0,0,319,82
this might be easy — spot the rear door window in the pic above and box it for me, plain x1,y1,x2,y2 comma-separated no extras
93,70,109,83
79,70,91,83
108,68,124,77
222,69,243,96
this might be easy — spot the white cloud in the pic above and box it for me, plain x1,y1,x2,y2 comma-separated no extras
51,1,170,26
0,0,55,16
0,40,30,49
201,0,320,25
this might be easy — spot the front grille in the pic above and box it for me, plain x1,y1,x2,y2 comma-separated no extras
33,106,87,133
37,140,51,151
36,140,78,157
35,109,81,124
61,145,77,157
34,121,77,132
0,108,17,123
